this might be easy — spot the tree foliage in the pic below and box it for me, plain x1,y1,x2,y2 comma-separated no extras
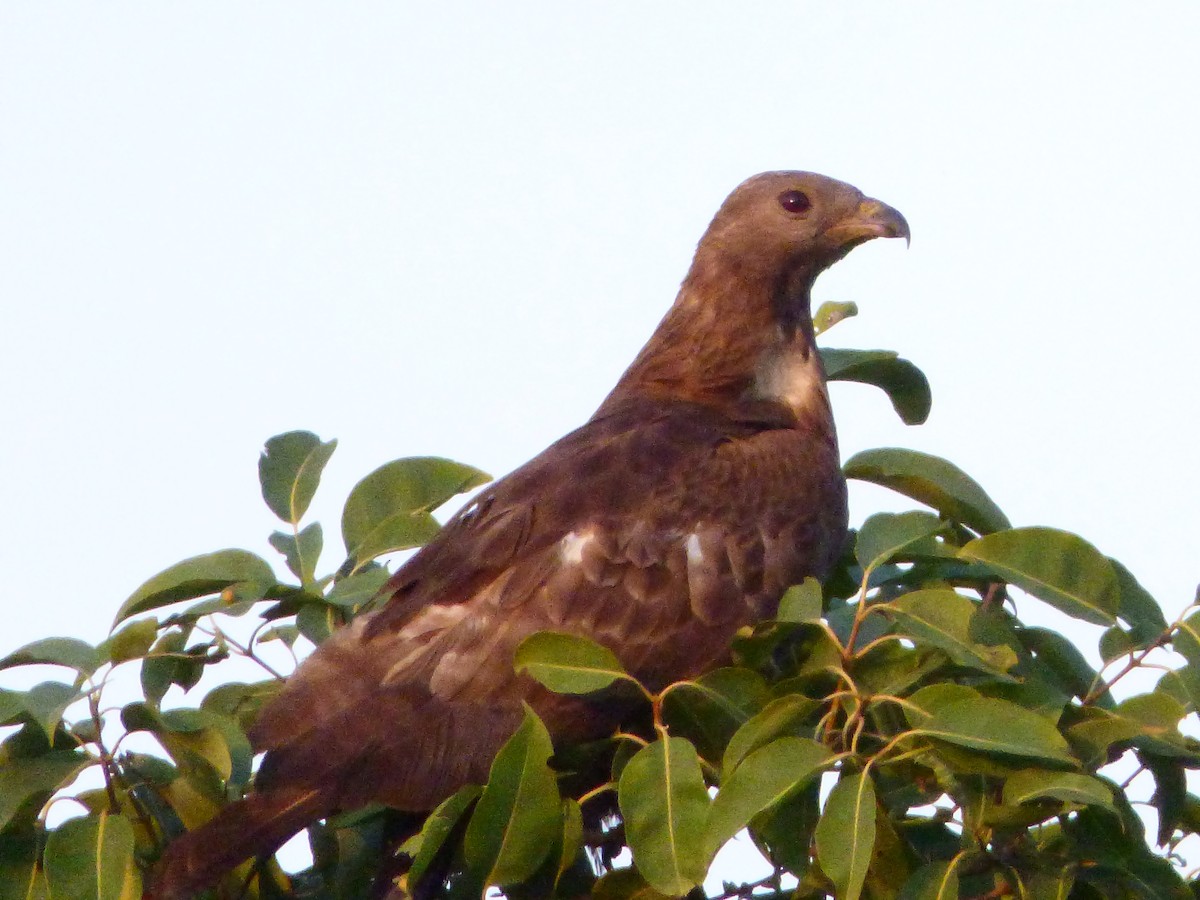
1,305,1197,899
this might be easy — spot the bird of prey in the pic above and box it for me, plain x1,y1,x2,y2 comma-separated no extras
150,171,909,898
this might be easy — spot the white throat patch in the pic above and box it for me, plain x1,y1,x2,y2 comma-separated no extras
751,334,827,416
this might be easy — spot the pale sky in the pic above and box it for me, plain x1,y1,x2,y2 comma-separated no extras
2,4,1199,880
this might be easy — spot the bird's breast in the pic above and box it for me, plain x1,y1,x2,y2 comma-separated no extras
749,334,830,421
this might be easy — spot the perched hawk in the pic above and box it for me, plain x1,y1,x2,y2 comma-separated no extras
151,171,908,897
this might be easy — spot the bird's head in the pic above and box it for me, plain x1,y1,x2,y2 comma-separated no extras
698,170,910,284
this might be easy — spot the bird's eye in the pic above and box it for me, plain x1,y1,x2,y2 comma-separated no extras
778,190,812,214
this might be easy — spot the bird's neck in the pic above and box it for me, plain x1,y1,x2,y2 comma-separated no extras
594,254,832,426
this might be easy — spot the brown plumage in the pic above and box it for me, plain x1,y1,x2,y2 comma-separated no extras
149,171,908,898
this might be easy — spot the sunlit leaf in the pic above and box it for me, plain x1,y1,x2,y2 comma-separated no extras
115,549,276,623
960,527,1118,626
844,447,1010,535
897,860,959,900
324,566,391,609
514,631,632,694
21,682,81,744
618,736,710,896
815,771,877,900
821,348,931,425
258,431,338,525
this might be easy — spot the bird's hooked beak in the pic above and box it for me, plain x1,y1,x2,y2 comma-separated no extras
826,197,911,250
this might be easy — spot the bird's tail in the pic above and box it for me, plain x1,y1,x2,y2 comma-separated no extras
146,786,328,900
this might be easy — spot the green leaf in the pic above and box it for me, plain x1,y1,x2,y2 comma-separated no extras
1002,770,1115,812
812,300,858,335
960,527,1119,626
258,431,338,525
820,348,931,425
777,577,823,623
0,638,99,677
1112,558,1167,644
115,549,276,623
0,832,50,900
404,785,481,888
268,522,323,585
1099,625,1135,664
897,860,959,900
618,736,711,896
514,632,632,694
722,694,822,774
341,456,490,564
464,706,560,886
324,566,391,608
0,750,91,830
43,812,139,900
557,798,584,885
21,682,82,744
886,589,1018,675
920,697,1077,766
844,447,1011,535
661,667,769,763
855,511,943,573
101,619,159,665
706,736,832,857
1022,626,1111,707
815,771,877,900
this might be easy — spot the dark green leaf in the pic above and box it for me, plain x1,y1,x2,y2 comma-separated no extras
855,511,943,573
1022,626,1112,707
1112,558,1167,644
886,589,1018,675
661,667,769,763
897,860,959,900
258,431,337,525
0,750,91,830
706,736,832,857
514,632,632,694
722,694,822,774
403,785,481,888
268,521,323,585
777,577,823,623
43,812,139,899
115,549,276,623
1099,626,1135,664
0,831,50,900
960,527,1119,626
821,348,931,425
844,447,1010,535
591,868,674,900
464,706,560,886
341,456,490,563
815,771,877,900
618,736,710,896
